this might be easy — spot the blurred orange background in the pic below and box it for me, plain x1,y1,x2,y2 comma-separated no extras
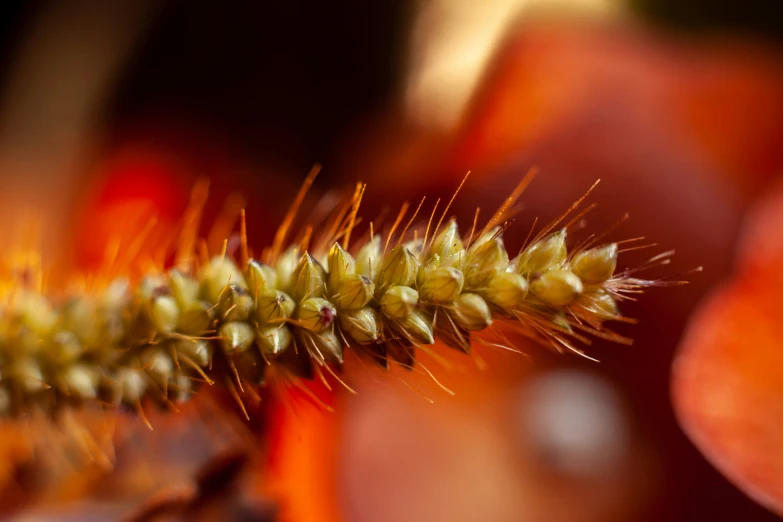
1,1,783,521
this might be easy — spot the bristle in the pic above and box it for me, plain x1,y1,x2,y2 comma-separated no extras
0,171,681,417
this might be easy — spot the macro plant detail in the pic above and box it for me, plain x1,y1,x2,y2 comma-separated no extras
0,168,675,420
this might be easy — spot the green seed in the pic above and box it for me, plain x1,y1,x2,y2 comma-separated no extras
398,309,434,344
451,292,492,331
327,243,356,293
333,273,375,310
517,228,567,276
297,298,337,332
140,347,173,383
275,246,300,293
380,285,419,319
150,295,180,334
62,363,99,399
570,244,618,284
290,253,327,301
355,235,381,279
116,368,146,404
256,324,293,356
219,284,254,322
177,300,214,335
201,256,247,303
484,272,528,309
581,289,619,320
255,290,295,323
169,269,200,307
377,246,419,290
420,267,464,303
462,235,509,289
219,321,256,352
175,339,212,367
245,259,277,298
308,329,344,364
340,307,381,344
530,269,583,307
430,220,464,265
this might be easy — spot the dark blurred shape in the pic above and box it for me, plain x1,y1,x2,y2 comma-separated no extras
106,0,413,174
633,0,783,44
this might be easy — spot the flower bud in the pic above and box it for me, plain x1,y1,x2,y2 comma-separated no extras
420,267,464,302
451,292,492,331
255,290,295,323
219,284,254,322
355,235,381,279
150,295,180,334
327,243,356,292
333,273,374,310
256,324,293,355
219,321,256,352
570,243,618,284
484,272,528,309
245,260,277,298
398,309,434,344
297,297,337,332
380,285,419,319
517,228,567,276
377,246,419,290
531,269,583,307
169,269,200,307
462,236,509,289
290,253,327,301
309,329,344,363
201,256,247,303
340,307,381,344
430,220,464,265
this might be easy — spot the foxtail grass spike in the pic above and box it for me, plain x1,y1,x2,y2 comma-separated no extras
0,169,682,416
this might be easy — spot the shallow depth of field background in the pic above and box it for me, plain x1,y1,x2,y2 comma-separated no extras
0,1,782,521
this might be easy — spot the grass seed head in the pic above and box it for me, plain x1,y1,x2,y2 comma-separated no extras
0,170,683,417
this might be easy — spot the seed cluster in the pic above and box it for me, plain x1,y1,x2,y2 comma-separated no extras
0,216,639,416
